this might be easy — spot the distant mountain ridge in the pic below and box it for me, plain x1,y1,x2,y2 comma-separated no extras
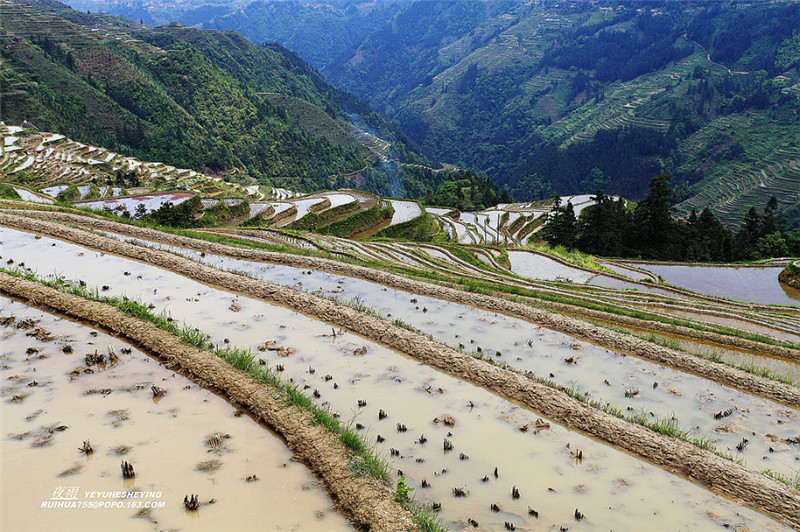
64,0,405,71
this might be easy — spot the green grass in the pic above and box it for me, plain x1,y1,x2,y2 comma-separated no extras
372,211,439,241
780,261,800,289
625,411,717,453
762,468,800,490
393,476,448,532
527,241,616,274
318,203,394,238
643,331,682,351
395,475,414,504
0,183,21,200
180,324,212,348
407,502,448,532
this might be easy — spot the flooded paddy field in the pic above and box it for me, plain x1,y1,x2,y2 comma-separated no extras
620,325,800,386
643,306,800,345
73,193,195,216
0,298,350,532
63,228,800,476
506,250,595,283
2,227,795,531
630,262,800,307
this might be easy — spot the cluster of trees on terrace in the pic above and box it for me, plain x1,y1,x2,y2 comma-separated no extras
541,174,800,262
354,165,511,211
423,170,512,212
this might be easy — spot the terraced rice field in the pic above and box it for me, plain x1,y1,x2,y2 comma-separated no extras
631,262,800,307
0,124,261,201
551,49,709,149
2,227,795,531
1,122,625,247
73,192,195,215
1,208,798,531
388,200,423,226
28,228,796,477
674,117,800,228
1,298,350,532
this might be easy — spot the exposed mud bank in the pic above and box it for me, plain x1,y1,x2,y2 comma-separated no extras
780,261,800,290
2,214,800,528
0,274,415,532
5,210,800,398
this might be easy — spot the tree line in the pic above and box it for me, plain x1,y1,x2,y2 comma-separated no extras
541,174,799,261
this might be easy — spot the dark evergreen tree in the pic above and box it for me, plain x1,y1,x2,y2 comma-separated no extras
543,196,578,249
734,207,762,259
761,195,780,237
632,174,677,259
577,191,626,257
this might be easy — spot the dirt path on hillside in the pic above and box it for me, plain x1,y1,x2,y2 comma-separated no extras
0,274,415,532
2,213,799,529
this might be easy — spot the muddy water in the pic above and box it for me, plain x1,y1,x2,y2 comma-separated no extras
587,274,683,297
650,306,800,345
506,250,594,283
2,229,793,531
79,230,800,478
0,299,351,532
642,329,800,385
631,263,800,307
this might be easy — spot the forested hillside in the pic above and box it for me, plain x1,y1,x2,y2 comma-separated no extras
331,0,800,228
0,0,432,195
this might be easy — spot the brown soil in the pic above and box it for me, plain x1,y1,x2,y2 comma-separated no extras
0,274,416,532
6,209,800,399
2,211,800,528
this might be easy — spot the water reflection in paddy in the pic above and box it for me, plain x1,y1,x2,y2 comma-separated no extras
3,228,794,531
0,299,351,532
631,263,800,307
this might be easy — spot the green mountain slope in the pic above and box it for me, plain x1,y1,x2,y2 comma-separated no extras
14,0,800,227
321,1,800,228
0,0,429,194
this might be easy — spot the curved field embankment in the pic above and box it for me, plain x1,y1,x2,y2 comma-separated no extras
2,212,799,528
5,209,800,398
8,203,792,321
0,273,415,532
637,301,800,344
518,294,800,363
